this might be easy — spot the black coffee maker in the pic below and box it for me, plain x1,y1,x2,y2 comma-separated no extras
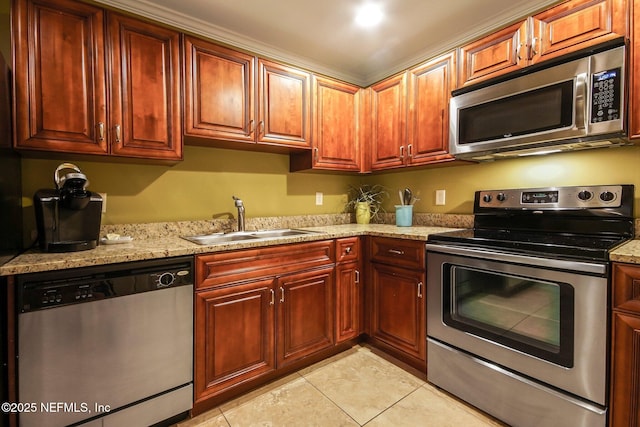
34,163,103,252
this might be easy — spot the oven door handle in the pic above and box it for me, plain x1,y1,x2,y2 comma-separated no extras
425,243,607,275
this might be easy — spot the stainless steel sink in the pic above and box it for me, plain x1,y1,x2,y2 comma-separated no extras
249,229,317,238
182,232,259,245
182,229,319,245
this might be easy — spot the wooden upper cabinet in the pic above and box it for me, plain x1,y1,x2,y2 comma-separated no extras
184,36,310,151
290,75,361,171
258,59,311,148
458,0,628,88
13,0,108,154
531,0,628,64
108,13,182,160
184,37,255,144
458,20,528,88
13,0,182,160
407,52,456,165
370,72,407,170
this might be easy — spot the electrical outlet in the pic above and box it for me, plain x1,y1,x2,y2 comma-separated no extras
99,193,107,213
435,189,446,206
315,192,323,206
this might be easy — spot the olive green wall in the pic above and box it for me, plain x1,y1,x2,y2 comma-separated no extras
373,145,640,215
21,145,640,238
20,146,363,231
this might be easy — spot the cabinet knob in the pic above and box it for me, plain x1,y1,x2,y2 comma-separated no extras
345,246,352,254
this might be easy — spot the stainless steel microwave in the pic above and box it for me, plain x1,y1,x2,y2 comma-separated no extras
449,42,630,161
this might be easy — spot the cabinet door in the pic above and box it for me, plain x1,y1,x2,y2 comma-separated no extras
276,266,334,368
258,59,311,148
336,261,361,343
610,312,640,427
194,279,275,404
13,0,108,154
312,75,361,171
108,13,182,160
531,0,628,65
407,52,456,165
370,263,425,363
183,36,255,143
370,73,407,170
458,20,528,88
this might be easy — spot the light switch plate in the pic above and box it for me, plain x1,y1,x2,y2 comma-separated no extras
316,192,323,206
435,189,446,206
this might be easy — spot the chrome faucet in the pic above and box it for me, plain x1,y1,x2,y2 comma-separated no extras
232,196,245,232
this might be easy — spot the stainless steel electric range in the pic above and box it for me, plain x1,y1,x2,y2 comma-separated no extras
426,184,634,427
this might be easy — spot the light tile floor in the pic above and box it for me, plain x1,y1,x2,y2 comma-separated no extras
177,345,507,427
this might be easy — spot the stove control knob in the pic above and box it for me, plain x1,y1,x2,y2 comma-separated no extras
482,194,492,203
600,191,615,202
496,193,506,202
577,190,593,201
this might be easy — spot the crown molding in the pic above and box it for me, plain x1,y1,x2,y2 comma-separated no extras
94,0,561,87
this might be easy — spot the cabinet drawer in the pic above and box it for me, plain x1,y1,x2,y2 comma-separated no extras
336,237,359,263
196,240,334,290
612,263,640,314
369,237,425,270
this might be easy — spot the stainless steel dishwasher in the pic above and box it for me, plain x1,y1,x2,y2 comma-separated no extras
16,256,194,427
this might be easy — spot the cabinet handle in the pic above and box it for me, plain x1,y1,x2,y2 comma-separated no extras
388,249,404,255
270,289,275,305
399,145,405,160
114,124,121,143
259,120,265,137
407,144,413,158
280,286,285,303
516,43,523,61
314,147,319,162
246,119,255,136
417,281,423,298
97,122,104,141
355,270,360,284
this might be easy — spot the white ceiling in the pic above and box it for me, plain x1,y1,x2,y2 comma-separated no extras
96,0,560,86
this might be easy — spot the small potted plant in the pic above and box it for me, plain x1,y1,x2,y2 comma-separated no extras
345,184,388,224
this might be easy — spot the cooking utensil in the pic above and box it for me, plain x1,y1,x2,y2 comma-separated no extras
403,188,412,206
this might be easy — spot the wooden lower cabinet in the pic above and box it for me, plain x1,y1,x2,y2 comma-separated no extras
335,261,361,343
194,241,337,412
277,267,335,368
370,263,425,368
194,278,276,401
610,262,640,427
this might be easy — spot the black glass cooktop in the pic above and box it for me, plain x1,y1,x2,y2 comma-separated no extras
427,228,629,262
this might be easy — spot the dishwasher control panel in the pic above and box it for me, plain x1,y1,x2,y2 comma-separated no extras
17,257,193,312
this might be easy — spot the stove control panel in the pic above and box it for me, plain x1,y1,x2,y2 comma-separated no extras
477,185,626,209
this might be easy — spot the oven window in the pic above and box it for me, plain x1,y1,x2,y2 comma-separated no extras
458,80,574,144
443,265,574,367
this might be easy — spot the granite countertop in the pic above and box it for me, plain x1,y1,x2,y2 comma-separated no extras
610,239,640,264
0,224,459,276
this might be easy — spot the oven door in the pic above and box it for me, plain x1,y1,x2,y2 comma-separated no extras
426,244,608,406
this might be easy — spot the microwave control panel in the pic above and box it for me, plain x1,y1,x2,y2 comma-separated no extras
591,67,621,123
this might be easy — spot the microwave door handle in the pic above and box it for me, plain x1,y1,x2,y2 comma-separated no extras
575,73,588,130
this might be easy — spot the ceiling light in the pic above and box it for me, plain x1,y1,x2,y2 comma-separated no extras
355,3,384,28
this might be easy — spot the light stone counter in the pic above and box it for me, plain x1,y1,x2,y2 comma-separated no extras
610,239,640,264
0,223,462,276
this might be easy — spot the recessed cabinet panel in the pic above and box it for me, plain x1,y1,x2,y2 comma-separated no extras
109,13,182,159
258,59,310,147
408,52,455,164
14,0,108,153
184,36,255,142
194,279,275,402
370,73,407,170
